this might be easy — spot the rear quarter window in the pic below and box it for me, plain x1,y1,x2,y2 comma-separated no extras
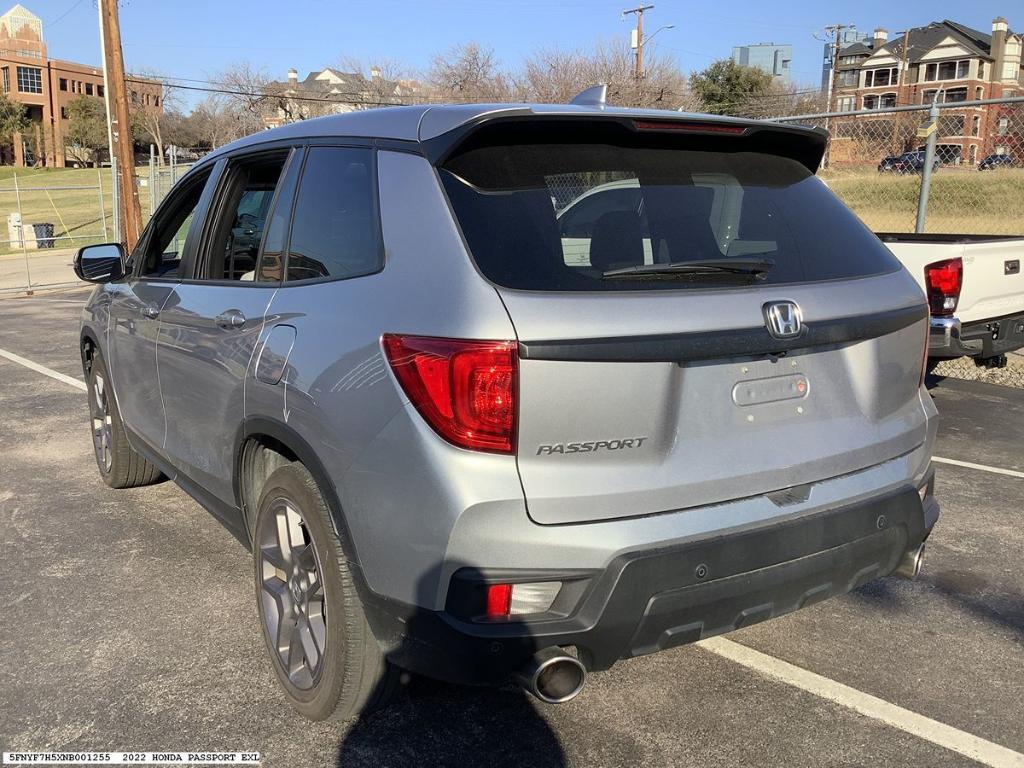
440,134,901,292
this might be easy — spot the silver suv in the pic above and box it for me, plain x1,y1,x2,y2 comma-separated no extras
76,99,939,720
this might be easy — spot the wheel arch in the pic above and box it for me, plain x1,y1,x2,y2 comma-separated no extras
79,326,101,375
234,417,365,573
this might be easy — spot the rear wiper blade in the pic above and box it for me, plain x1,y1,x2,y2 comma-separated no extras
602,258,775,279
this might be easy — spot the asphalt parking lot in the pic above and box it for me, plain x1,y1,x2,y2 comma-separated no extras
1,288,1023,768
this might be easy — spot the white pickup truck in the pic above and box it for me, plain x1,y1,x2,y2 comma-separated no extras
878,234,1024,368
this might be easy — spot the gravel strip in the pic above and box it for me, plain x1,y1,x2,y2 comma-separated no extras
931,352,1024,388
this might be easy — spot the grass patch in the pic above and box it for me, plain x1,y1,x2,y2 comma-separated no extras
822,167,1024,235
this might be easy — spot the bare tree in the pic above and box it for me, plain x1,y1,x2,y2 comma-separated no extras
215,61,273,134
129,70,181,165
333,56,416,106
517,39,691,109
427,42,512,102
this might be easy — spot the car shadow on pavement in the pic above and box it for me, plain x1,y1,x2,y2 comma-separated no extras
854,572,1024,640
336,677,566,767
335,564,568,767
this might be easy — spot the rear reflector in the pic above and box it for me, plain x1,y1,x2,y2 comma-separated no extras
485,582,561,619
634,119,747,135
486,584,513,618
382,334,518,454
924,258,962,317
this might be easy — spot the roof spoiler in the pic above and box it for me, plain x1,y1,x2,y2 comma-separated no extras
423,112,828,173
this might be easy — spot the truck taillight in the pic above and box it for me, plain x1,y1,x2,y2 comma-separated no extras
924,258,962,317
382,334,518,454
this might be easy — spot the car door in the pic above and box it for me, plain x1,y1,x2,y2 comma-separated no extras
106,163,219,453
156,148,300,509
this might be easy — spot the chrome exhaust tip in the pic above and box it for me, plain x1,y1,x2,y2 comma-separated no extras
894,543,925,580
516,647,587,704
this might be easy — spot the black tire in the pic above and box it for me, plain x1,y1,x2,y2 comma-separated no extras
253,462,400,721
86,350,163,489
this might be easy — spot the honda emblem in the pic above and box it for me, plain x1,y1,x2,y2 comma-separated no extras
764,301,803,339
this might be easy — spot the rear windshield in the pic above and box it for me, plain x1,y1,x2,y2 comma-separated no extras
439,129,900,291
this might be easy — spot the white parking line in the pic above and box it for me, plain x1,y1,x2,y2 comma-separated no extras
2,343,1024,763
700,637,1024,768
933,456,1024,480
0,347,86,392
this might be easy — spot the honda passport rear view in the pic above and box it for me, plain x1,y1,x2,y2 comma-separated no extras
76,99,939,720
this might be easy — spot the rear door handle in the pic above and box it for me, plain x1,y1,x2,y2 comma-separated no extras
140,304,160,319
215,309,247,329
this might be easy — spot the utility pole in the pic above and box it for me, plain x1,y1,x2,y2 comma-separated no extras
96,1,117,241
624,5,654,80
823,23,854,114
99,0,143,250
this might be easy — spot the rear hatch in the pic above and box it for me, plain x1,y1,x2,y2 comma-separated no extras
438,116,930,525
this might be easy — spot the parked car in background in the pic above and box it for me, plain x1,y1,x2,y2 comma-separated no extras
879,233,1024,368
978,153,1017,170
878,150,940,174
74,98,939,722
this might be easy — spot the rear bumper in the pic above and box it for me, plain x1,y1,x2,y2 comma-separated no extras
361,483,935,686
930,313,1024,358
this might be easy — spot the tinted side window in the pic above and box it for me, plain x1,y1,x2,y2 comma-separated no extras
286,147,381,282
139,170,211,278
255,150,303,282
201,152,287,281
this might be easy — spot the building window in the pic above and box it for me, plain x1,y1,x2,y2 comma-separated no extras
975,86,983,100
972,115,981,136
130,90,138,103
924,60,971,82
839,55,861,65
864,67,897,87
837,95,855,112
97,84,104,98
879,93,897,108
16,66,42,94
836,69,858,87
945,87,968,103
58,77,67,91
154,95,159,107
1,67,8,93
85,82,93,96
999,117,1010,135
60,106,68,119
863,94,879,110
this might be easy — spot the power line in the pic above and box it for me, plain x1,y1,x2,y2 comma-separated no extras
43,0,85,28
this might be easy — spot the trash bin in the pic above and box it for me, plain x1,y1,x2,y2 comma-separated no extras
29,222,55,249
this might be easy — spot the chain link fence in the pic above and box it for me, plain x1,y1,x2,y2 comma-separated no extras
773,96,1024,235
0,148,207,294
1,99,1022,293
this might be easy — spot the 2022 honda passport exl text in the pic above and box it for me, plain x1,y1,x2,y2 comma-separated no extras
76,91,939,720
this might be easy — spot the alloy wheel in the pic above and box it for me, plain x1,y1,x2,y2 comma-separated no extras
258,499,327,690
90,372,113,473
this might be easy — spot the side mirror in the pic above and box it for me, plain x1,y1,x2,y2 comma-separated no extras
74,243,126,283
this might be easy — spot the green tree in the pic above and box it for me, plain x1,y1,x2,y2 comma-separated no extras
688,59,773,116
65,95,108,166
0,90,29,163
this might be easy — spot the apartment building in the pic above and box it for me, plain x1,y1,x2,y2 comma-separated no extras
731,42,793,85
831,18,1023,164
262,67,417,129
0,3,162,166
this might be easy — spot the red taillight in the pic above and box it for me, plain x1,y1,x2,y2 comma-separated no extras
485,583,513,618
382,334,518,454
924,258,962,317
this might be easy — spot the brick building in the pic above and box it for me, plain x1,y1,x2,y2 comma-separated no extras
0,3,162,166
831,18,1023,164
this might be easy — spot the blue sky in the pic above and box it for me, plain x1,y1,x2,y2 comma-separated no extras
27,0,1019,109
